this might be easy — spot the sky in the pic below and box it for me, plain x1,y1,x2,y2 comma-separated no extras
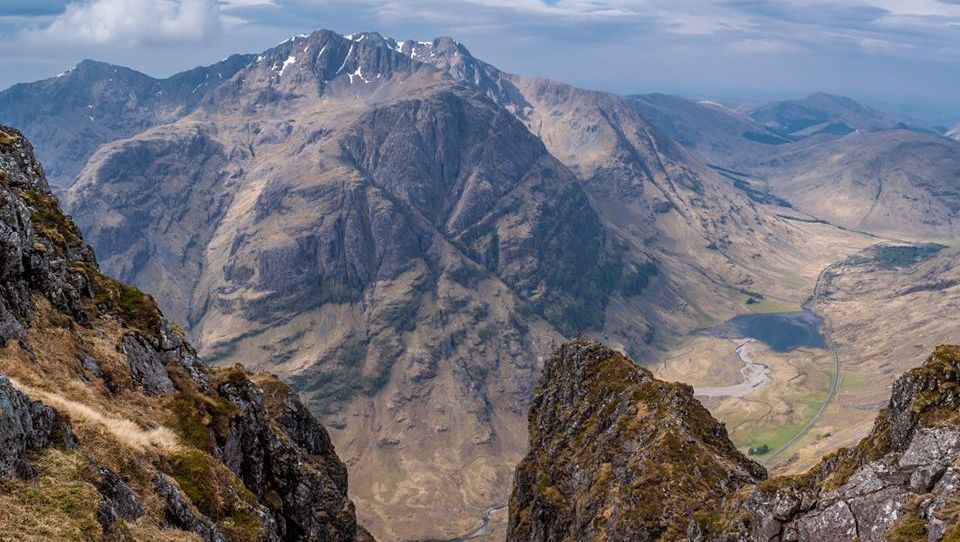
1,0,959,125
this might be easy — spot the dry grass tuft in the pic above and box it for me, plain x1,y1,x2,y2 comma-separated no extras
0,130,19,147
10,378,181,453
0,448,101,542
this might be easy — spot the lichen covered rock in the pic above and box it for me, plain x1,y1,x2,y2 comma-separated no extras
508,340,766,541
509,341,960,541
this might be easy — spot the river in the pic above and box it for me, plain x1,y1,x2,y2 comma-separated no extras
693,310,826,398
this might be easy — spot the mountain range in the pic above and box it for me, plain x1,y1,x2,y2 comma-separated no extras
4,120,960,540
1,28,959,541
630,91,960,240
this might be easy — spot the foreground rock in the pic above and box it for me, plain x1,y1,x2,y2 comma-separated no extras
509,339,960,541
508,340,766,540
0,124,371,541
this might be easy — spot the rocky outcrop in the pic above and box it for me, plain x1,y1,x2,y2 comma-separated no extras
508,340,766,541
95,466,145,530
509,340,960,541
0,124,371,541
726,345,960,542
0,374,72,479
217,373,358,541
154,472,231,542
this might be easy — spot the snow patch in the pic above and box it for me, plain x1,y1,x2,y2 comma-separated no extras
347,65,371,84
277,55,297,76
336,44,354,74
697,100,731,111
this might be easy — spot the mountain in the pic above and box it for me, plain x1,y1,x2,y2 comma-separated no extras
626,93,792,168
508,340,765,540
17,30,870,540
63,30,618,540
387,35,866,337
630,93,960,241
750,130,960,240
0,55,255,189
509,339,960,540
748,92,905,139
0,125,372,541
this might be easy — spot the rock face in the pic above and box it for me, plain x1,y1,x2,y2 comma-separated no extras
508,340,766,541
508,340,960,541
0,124,370,541
0,374,72,478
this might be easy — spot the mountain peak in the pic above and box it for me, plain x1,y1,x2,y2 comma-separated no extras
508,340,766,540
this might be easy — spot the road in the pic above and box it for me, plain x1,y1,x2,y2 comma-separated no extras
765,262,842,464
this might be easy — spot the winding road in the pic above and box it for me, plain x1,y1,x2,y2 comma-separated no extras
765,263,842,463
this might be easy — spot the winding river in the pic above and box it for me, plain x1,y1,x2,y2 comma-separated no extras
694,339,772,398
693,310,826,399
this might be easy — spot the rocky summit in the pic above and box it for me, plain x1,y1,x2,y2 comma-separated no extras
509,340,960,541
0,124,372,541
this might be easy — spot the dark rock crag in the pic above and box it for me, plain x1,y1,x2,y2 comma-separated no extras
509,340,960,541
0,123,371,541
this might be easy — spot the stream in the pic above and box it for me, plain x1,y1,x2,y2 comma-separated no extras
693,310,826,398
694,339,771,398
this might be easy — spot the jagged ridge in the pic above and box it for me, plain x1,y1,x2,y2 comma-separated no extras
509,340,960,541
0,124,372,541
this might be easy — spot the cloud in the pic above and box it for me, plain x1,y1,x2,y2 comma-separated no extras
23,0,223,46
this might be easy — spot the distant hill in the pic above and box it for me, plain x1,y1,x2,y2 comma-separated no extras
748,91,906,139
627,93,792,167
751,129,960,240
0,55,254,189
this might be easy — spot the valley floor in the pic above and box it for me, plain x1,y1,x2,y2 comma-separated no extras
659,233,959,477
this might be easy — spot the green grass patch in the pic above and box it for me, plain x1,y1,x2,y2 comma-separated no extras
22,190,85,253
874,244,947,270
730,390,827,454
739,294,802,314
79,265,163,338
164,450,263,542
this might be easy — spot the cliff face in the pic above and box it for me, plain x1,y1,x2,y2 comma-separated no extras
508,340,766,541
731,345,960,542
0,124,370,541
509,340,960,541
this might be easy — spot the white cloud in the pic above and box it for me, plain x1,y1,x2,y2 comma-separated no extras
24,0,223,46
